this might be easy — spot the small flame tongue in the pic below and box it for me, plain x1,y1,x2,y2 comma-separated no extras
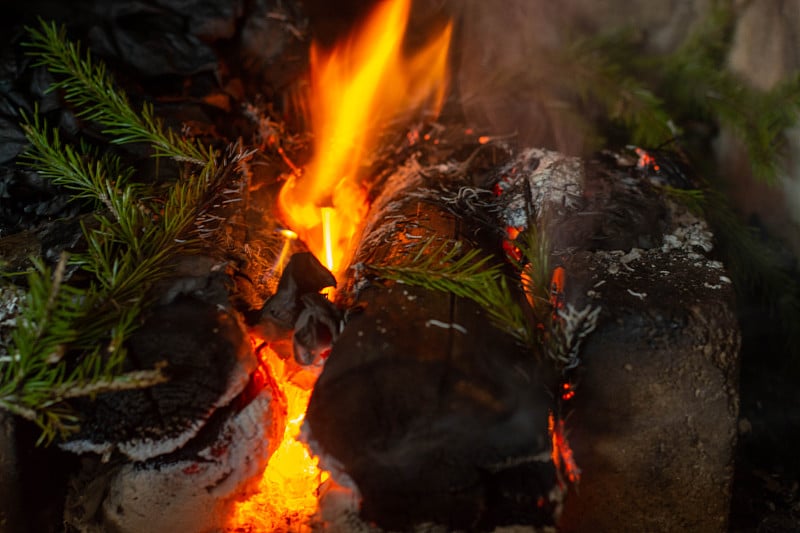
279,0,452,279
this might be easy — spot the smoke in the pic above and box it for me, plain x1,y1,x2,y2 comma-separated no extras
443,0,712,154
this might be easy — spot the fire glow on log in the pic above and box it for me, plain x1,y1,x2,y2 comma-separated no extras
230,0,453,529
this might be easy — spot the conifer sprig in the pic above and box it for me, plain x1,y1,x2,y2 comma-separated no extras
561,35,676,148
1,256,166,444
1,21,221,443
365,239,533,345
23,19,215,165
21,110,141,214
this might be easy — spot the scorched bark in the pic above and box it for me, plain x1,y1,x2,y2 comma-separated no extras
306,166,563,531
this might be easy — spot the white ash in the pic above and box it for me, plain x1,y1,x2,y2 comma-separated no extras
0,285,25,359
627,289,647,300
620,248,643,270
589,196,727,290
498,148,584,228
661,200,714,255
551,304,601,371
66,388,277,533
410,184,498,217
424,319,468,334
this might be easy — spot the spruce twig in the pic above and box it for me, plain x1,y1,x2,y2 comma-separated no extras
365,239,535,345
0,256,167,444
1,21,221,443
23,19,215,165
561,34,676,148
365,227,559,350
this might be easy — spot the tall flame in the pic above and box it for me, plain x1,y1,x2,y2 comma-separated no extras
230,3,452,530
278,0,452,278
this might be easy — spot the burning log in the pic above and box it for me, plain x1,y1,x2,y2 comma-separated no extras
59,259,285,532
306,162,564,531
306,148,741,532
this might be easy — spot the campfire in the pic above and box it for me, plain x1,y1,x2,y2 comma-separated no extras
0,1,748,532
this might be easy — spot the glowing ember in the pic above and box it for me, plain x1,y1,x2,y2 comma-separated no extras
228,341,329,531
278,0,452,278
549,411,581,485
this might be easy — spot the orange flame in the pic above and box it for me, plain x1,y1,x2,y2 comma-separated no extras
231,3,452,529
278,0,452,278
229,341,329,531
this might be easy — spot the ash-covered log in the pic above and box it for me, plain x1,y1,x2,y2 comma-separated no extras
308,147,741,532
306,162,564,531
58,258,286,532
489,148,740,531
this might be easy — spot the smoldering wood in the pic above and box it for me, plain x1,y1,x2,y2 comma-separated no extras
258,251,335,328
492,148,741,532
254,251,340,364
293,292,341,365
306,168,563,532
310,148,741,532
61,291,257,462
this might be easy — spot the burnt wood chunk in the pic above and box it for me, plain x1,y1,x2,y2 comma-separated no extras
61,295,256,462
307,171,562,532
259,251,336,329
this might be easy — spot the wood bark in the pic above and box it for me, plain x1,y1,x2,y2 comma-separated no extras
309,148,741,532
307,167,562,531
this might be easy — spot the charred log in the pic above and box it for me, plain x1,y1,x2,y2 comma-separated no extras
491,148,741,532
306,166,563,531
60,290,256,461
58,259,285,532
309,148,741,532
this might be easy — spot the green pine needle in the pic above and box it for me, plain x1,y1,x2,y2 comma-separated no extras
365,228,553,350
1,257,167,444
1,21,221,444
23,19,215,165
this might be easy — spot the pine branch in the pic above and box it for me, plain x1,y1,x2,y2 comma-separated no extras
365,238,537,347
0,257,167,444
661,186,706,215
2,22,223,444
515,225,551,312
20,111,143,216
561,35,676,148
23,19,215,165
